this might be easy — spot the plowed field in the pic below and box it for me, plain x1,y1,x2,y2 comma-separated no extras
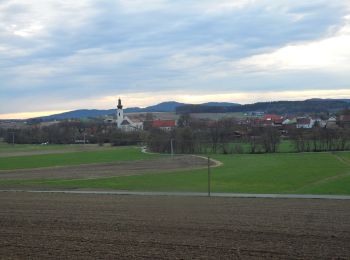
0,192,349,259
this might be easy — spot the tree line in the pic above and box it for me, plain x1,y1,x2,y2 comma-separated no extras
147,115,350,154
1,121,144,146
289,128,350,152
1,114,350,154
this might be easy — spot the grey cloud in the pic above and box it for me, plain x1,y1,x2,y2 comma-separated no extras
0,0,349,114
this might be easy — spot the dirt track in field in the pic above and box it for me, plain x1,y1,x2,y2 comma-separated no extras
0,192,349,259
0,155,211,180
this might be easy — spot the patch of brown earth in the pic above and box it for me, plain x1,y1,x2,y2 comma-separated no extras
0,192,349,259
0,155,211,180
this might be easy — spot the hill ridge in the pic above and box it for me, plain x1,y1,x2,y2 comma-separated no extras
31,99,350,121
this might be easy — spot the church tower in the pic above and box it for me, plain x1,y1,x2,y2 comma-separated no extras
116,98,124,127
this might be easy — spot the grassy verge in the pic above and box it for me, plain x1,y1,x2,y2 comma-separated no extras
2,152,350,195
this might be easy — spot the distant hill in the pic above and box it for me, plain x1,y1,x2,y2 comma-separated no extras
176,100,350,114
34,101,240,121
32,99,350,121
134,101,187,112
35,102,185,121
306,98,350,103
123,101,187,113
202,102,240,107
136,101,239,112
37,109,115,121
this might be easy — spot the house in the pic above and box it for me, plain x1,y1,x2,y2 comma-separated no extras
282,118,297,125
273,118,284,127
152,119,176,131
119,117,143,132
338,115,350,128
326,117,337,129
314,119,327,128
296,117,315,129
263,114,283,121
282,117,297,132
104,117,115,124
263,114,284,127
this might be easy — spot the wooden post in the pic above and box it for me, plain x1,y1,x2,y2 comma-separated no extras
170,139,174,156
208,156,211,197
9,132,15,145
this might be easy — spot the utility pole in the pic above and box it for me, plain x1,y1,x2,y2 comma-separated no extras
9,132,15,145
170,138,174,156
208,156,211,197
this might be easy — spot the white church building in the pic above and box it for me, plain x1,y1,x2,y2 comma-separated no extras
116,98,143,132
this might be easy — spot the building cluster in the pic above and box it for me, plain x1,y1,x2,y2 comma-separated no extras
244,113,350,130
104,98,176,132
105,99,350,133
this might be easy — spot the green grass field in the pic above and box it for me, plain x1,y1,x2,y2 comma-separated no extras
225,140,296,153
1,147,350,195
0,143,80,152
0,147,157,170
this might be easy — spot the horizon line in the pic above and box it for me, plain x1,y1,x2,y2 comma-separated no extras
1,96,350,120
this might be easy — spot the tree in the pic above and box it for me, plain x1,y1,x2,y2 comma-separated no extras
177,113,192,128
143,113,154,131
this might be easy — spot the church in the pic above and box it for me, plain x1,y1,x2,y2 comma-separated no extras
115,98,143,132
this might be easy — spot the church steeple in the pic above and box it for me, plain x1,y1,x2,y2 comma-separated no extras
116,98,124,128
117,98,123,109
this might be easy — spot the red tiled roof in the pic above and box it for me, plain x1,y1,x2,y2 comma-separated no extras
152,120,176,128
263,114,283,121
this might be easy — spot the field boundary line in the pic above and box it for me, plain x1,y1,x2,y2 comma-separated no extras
192,155,223,168
1,189,349,200
332,153,350,167
141,146,223,168
291,172,350,193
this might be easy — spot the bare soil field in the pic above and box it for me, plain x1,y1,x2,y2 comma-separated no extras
0,155,209,180
0,192,349,259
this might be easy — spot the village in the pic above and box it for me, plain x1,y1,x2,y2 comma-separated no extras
103,98,350,133
1,98,350,152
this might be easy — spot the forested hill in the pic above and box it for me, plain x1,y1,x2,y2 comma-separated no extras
33,101,240,121
176,100,350,114
27,99,350,121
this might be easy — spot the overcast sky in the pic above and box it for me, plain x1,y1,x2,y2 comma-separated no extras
1,0,350,119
